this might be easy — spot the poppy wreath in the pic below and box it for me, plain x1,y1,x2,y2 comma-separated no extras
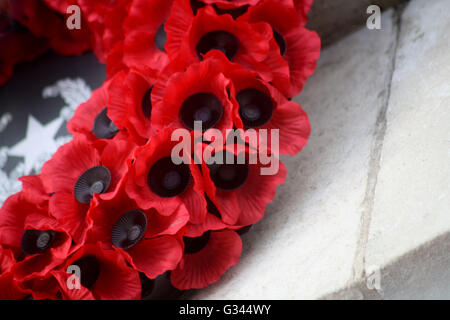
0,0,320,299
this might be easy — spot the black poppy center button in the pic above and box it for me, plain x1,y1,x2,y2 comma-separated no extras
180,92,223,131
92,107,119,139
196,30,239,61
74,166,111,204
112,210,147,249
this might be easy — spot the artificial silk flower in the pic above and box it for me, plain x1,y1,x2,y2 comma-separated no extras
226,61,311,156
119,0,175,75
200,143,286,226
41,136,136,243
87,186,187,279
77,0,131,63
171,229,242,290
165,3,269,68
151,56,234,136
243,0,321,97
45,243,142,300
125,128,207,224
107,69,155,144
67,80,129,143
0,193,73,283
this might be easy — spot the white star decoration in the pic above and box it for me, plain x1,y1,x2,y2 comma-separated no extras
8,115,63,175
0,78,92,204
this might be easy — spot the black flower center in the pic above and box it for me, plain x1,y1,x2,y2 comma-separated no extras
21,230,56,255
180,92,223,131
207,151,249,190
92,107,119,139
111,210,147,249
74,166,111,204
190,0,206,15
184,231,211,254
148,157,191,198
72,256,100,289
273,29,287,56
213,4,249,19
196,31,239,61
236,88,274,128
142,86,153,118
154,23,167,52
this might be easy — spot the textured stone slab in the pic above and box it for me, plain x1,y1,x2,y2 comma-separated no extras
192,10,398,300
307,0,405,46
364,0,450,297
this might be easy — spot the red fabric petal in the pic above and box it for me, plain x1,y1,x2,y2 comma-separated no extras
264,98,311,156
19,174,49,207
244,0,320,97
13,213,72,282
67,81,111,142
284,26,321,97
122,0,174,74
122,236,183,279
202,145,287,226
56,243,141,300
107,70,154,143
185,212,227,237
126,128,206,221
48,192,90,245
0,246,15,274
99,139,137,200
171,230,242,290
41,135,101,194
0,273,28,300
0,192,43,248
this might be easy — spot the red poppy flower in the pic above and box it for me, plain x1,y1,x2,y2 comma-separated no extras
8,0,91,56
125,128,207,224
41,136,136,243
151,57,234,137
88,187,187,279
77,0,131,63
165,3,269,67
171,229,242,290
107,69,155,144
118,0,175,76
243,0,320,97
168,1,289,89
0,193,73,284
43,243,141,300
226,61,311,156
0,6,49,87
67,80,129,143
200,144,286,226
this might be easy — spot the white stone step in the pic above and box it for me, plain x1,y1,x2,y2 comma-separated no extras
195,0,450,300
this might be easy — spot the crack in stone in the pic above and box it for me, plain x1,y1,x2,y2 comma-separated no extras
352,6,404,295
